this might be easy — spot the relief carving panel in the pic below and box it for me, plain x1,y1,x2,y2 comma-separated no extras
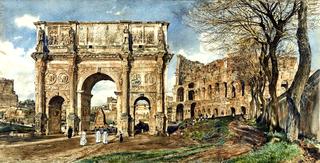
131,73,142,88
145,27,155,44
48,26,58,45
132,26,144,44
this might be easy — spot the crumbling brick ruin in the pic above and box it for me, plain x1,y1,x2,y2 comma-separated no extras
0,78,18,114
172,55,297,122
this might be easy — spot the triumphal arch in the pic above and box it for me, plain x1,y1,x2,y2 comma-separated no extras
31,21,173,136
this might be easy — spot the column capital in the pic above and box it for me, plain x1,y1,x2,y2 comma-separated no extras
32,52,48,61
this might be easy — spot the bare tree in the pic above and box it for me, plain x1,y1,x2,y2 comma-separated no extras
286,0,313,141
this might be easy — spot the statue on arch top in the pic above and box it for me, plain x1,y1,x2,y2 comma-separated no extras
68,27,77,52
36,27,45,53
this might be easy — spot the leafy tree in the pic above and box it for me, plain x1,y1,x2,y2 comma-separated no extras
18,99,35,109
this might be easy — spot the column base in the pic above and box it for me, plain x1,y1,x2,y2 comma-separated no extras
34,113,47,135
119,113,129,137
155,112,165,135
67,113,80,135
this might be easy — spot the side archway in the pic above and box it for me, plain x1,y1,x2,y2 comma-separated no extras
48,96,65,134
176,104,184,122
133,96,151,135
230,107,236,117
191,103,196,118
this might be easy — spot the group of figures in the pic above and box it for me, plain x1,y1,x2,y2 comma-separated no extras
95,127,109,144
66,127,88,146
66,126,124,146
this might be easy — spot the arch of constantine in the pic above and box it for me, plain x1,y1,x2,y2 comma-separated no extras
31,21,173,136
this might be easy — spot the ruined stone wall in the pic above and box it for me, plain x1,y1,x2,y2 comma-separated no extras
172,55,297,122
0,78,18,111
301,70,320,140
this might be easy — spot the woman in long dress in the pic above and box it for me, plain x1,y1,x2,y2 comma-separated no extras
102,129,108,144
95,128,101,144
80,130,87,146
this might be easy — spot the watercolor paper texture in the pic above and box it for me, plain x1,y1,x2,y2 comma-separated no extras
0,0,319,162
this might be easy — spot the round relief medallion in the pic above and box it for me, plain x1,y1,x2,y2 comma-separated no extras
46,73,57,85
58,73,69,84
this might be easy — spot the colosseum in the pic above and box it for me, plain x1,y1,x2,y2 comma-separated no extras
171,55,297,122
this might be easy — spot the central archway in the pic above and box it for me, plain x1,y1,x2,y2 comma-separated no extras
80,72,117,132
133,96,151,134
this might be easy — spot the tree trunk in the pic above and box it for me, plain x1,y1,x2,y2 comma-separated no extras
286,0,312,142
250,79,258,119
268,44,280,131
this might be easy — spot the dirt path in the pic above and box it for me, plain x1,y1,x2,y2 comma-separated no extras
0,120,267,162
0,134,196,163
181,121,267,162
0,134,116,163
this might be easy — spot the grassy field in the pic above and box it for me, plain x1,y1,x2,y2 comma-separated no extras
79,144,214,163
226,141,302,163
180,116,233,144
78,117,303,163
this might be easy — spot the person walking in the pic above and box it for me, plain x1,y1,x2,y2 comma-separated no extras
95,128,101,144
99,126,104,142
80,130,87,146
119,131,123,143
102,129,108,144
67,126,73,139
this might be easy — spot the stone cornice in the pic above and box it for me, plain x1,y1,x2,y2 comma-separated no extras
35,20,169,25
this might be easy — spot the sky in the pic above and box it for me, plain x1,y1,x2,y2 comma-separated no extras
0,0,319,106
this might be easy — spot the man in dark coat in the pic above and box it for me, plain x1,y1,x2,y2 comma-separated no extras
67,126,73,139
119,133,123,143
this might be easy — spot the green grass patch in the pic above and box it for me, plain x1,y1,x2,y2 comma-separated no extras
226,141,302,163
181,117,233,143
78,144,214,163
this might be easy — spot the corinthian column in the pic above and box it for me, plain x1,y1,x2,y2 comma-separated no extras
67,56,79,135
121,61,130,136
155,58,165,135
32,52,47,135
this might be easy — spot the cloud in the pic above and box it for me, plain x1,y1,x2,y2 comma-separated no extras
177,48,222,64
14,14,40,29
0,40,35,101
91,80,117,106
105,6,128,16
13,36,23,40
311,28,320,70
166,75,175,96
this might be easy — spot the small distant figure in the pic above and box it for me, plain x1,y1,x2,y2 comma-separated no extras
99,126,104,135
119,131,123,143
102,129,108,144
80,130,87,146
95,128,101,144
67,126,73,139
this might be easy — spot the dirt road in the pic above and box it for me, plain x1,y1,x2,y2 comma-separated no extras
0,134,197,163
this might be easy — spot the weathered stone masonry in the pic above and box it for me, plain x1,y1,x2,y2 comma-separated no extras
172,55,297,122
0,78,18,112
32,21,173,136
